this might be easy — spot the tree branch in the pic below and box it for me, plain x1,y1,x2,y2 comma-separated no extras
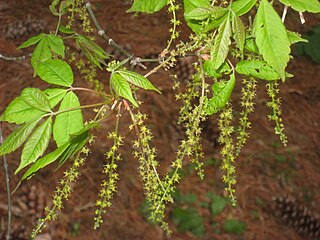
0,52,30,61
83,0,147,69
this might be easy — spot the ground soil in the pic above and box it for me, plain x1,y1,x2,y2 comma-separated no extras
0,1,319,240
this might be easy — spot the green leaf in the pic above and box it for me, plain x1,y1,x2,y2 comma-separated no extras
244,37,259,54
37,59,74,87
47,34,65,58
287,31,308,45
17,117,52,174
184,0,210,13
296,30,320,63
117,70,161,93
191,0,254,33
31,37,52,71
171,207,205,237
110,73,138,107
200,0,255,33
184,0,212,33
184,0,256,33
211,18,232,69
70,122,97,139
185,6,227,21
57,125,91,166
76,36,109,69
223,219,246,234
0,97,45,124
236,60,280,80
279,0,320,13
203,73,235,115
53,91,83,147
232,15,246,54
185,7,213,20
172,190,197,204
59,0,74,15
0,119,40,156
59,25,76,34
17,33,45,49
21,140,70,181
253,0,290,81
210,195,228,216
49,0,60,16
127,0,167,13
204,61,231,78
185,0,228,33
232,0,257,16
20,123,96,181
21,88,51,112
43,88,68,108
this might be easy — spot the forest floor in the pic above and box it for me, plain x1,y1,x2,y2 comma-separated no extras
0,1,319,240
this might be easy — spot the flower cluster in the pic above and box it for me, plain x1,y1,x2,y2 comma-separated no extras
235,77,257,156
128,112,170,232
266,81,288,146
94,132,123,229
165,0,181,52
73,0,94,33
75,59,104,93
218,105,237,206
31,146,90,237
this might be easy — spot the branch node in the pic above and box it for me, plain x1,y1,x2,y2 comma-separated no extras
98,30,105,36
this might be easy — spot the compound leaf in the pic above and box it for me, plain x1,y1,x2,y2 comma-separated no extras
279,0,320,13
110,73,138,107
0,119,40,156
253,0,290,81
37,59,74,87
21,88,51,112
53,91,83,147
17,117,52,174
117,70,161,93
